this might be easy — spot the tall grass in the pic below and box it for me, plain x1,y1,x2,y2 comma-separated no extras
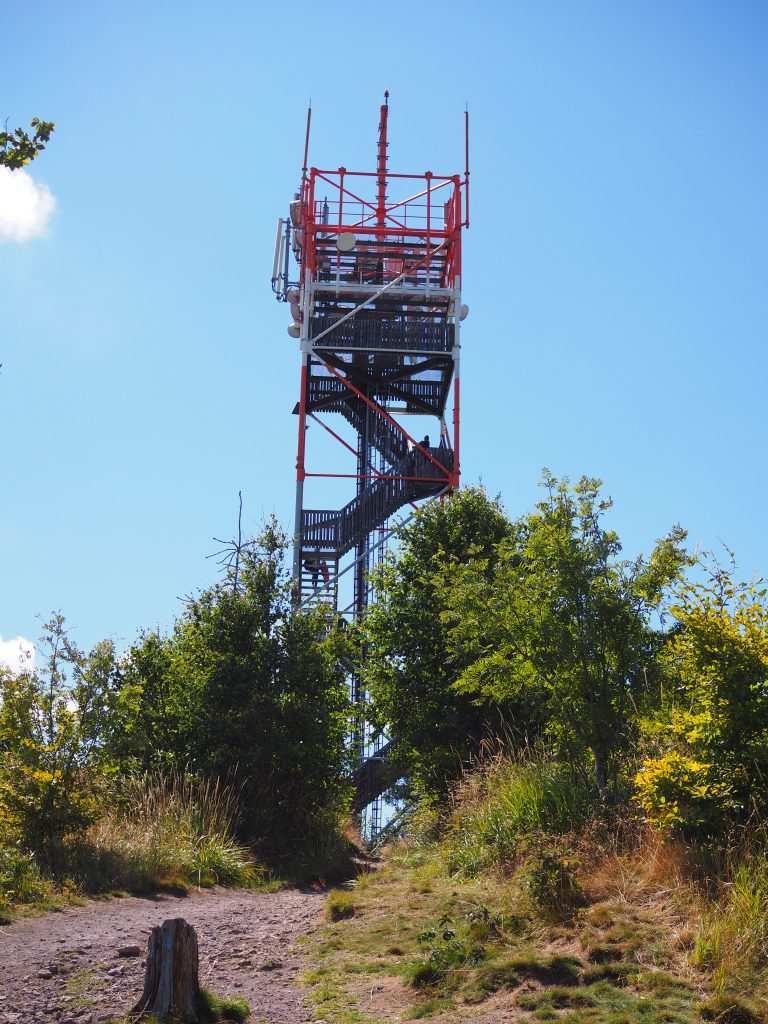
73,770,263,891
444,750,595,875
692,848,768,996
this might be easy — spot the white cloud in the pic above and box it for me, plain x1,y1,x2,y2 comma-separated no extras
0,165,56,242
0,634,36,674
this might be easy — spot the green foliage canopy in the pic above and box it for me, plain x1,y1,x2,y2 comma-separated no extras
363,487,519,799
0,118,55,169
441,473,689,799
115,521,353,867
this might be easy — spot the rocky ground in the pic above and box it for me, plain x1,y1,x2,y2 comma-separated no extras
0,886,327,1024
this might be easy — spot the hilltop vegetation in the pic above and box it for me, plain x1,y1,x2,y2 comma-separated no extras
2,475,767,1024
364,478,768,842
305,774,768,1024
302,477,768,1022
0,520,354,914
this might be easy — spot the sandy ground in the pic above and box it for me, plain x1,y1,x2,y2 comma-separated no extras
0,886,327,1024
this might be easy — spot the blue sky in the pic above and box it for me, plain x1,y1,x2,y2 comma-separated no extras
1,1,766,662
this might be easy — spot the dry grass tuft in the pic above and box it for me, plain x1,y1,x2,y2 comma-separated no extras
76,770,263,891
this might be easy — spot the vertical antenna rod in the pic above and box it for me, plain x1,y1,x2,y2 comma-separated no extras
376,90,389,228
464,106,470,228
302,105,312,182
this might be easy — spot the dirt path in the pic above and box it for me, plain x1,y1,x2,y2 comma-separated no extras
0,886,327,1024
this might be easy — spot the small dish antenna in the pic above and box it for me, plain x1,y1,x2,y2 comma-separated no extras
336,231,357,252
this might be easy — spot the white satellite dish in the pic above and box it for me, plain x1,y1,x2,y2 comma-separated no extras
336,231,357,253
287,323,301,338
459,304,469,321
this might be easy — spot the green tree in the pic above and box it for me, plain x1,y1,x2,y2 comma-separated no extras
442,474,689,801
108,628,194,773
0,118,55,169
363,487,520,800
635,554,768,835
0,615,120,869
120,521,353,868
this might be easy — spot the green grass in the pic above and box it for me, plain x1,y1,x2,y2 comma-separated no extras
699,994,764,1024
327,888,357,921
198,986,250,1022
301,826,714,1024
305,846,585,1019
445,752,595,876
301,753,768,1023
299,745,729,1024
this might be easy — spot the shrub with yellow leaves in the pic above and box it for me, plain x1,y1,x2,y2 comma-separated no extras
635,553,768,836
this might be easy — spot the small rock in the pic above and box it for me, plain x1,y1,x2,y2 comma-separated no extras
117,945,142,958
37,970,53,979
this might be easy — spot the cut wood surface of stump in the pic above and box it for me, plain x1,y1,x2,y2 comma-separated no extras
134,917,200,1022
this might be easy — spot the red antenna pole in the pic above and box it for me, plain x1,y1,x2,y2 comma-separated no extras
376,90,389,228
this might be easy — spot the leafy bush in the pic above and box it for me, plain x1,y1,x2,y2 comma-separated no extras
407,912,487,990
442,474,689,800
0,842,54,917
117,522,354,874
635,753,736,836
363,486,518,800
524,849,585,917
0,615,121,870
635,556,768,837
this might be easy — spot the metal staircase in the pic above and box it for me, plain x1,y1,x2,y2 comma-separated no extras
300,447,454,565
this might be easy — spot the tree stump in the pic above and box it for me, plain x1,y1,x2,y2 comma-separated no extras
133,917,200,1022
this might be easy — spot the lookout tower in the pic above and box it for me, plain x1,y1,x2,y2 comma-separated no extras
272,95,470,833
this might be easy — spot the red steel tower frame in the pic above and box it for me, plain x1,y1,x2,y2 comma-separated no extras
272,95,469,830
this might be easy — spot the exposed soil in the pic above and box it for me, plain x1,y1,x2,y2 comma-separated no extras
0,886,327,1024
